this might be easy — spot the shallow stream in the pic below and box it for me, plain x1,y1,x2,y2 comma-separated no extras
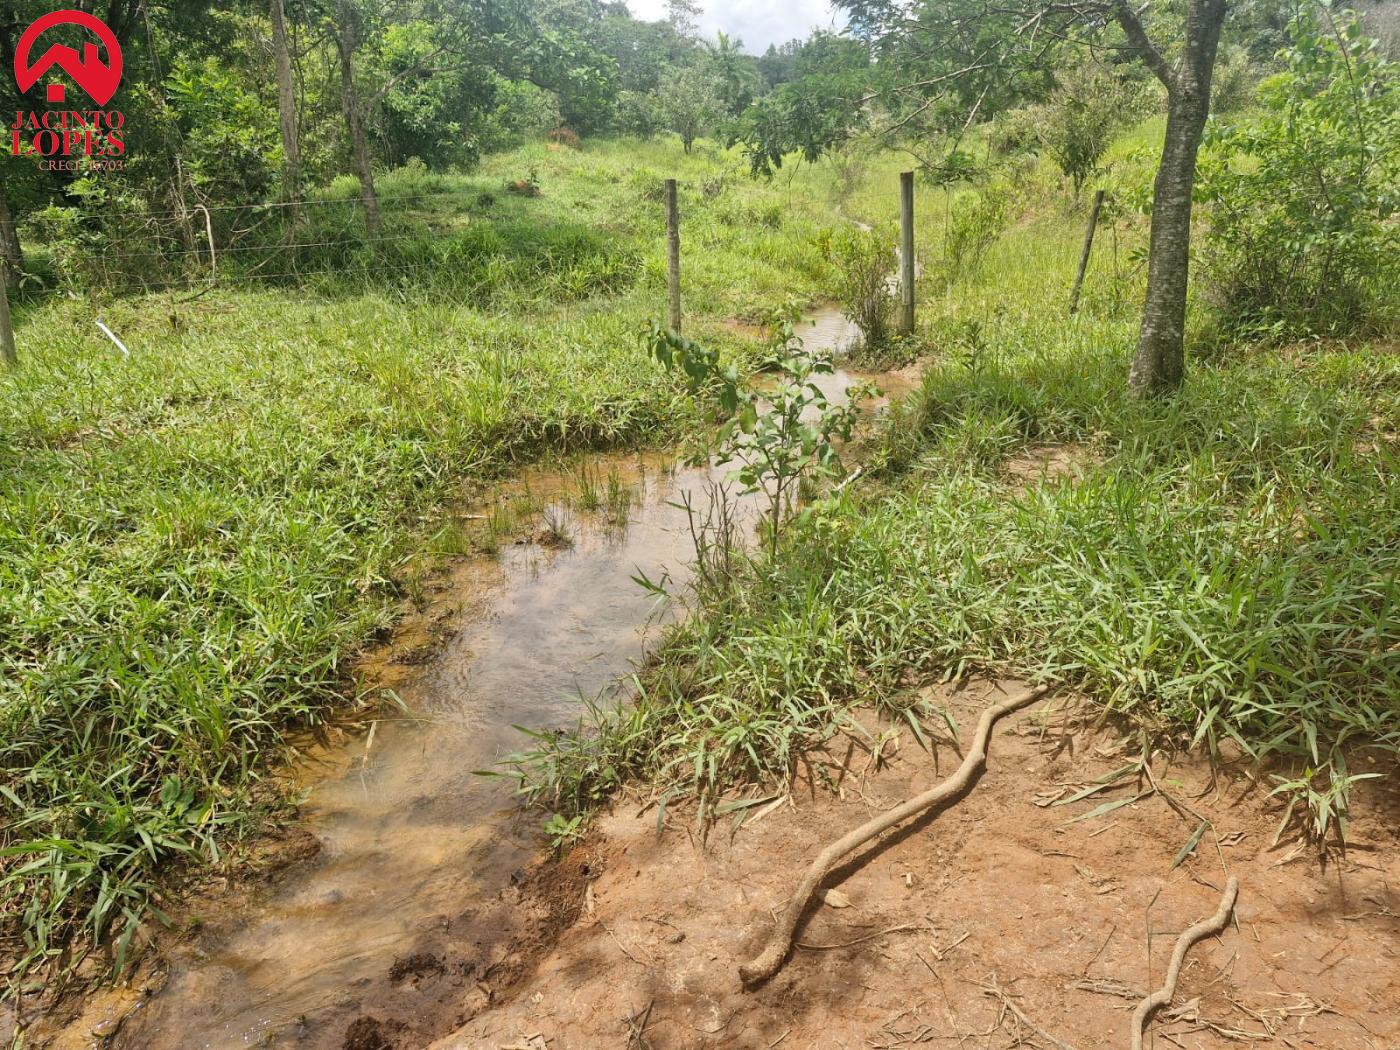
107,307,913,1048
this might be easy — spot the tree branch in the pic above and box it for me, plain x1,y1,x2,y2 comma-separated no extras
1113,1,1176,90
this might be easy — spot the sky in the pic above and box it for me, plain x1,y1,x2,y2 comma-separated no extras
625,0,846,52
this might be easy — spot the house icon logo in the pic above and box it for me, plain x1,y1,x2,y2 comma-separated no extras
14,9,123,107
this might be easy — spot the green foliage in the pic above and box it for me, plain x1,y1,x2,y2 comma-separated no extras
652,66,722,152
706,30,762,119
1025,64,1145,197
1199,5,1400,341
477,79,564,154
542,812,586,849
1269,758,1381,846
737,39,870,176
940,185,1010,284
646,307,867,555
166,56,280,201
614,89,665,138
820,223,898,348
1209,46,1261,114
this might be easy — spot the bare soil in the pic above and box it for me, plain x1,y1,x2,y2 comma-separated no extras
1003,444,1101,488
424,680,1399,1050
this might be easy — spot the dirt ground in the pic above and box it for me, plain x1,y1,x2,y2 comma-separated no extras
418,679,1399,1050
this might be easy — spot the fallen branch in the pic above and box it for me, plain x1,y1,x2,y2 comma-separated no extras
796,923,923,951
1130,877,1239,1050
981,976,1082,1050
738,685,1048,987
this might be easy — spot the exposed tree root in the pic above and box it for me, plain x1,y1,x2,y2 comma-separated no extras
1130,876,1239,1050
738,685,1049,987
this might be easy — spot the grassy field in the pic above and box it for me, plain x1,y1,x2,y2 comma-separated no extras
5,127,1397,978
512,132,1400,849
0,138,850,975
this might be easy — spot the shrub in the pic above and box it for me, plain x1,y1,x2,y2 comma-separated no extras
614,90,664,138
476,79,562,153
941,185,1010,284
1199,6,1400,340
821,224,897,348
645,311,867,557
1210,47,1259,114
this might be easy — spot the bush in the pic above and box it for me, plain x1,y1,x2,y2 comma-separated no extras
476,79,562,154
615,90,664,138
1199,6,1400,340
1210,47,1259,114
941,185,1010,284
821,224,897,348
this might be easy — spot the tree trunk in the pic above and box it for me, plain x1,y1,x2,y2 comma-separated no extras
1129,97,1206,394
271,0,303,228
1124,0,1228,397
334,0,380,236
0,187,22,290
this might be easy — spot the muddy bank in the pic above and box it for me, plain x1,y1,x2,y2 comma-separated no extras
431,680,1400,1050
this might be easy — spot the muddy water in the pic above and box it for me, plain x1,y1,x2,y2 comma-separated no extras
112,308,908,1049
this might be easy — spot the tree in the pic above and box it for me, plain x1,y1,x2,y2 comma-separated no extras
787,0,1234,397
667,0,702,39
1028,63,1142,199
655,65,720,151
738,32,871,175
757,39,803,88
270,0,303,225
333,0,381,234
0,191,21,290
1115,0,1229,395
706,30,760,117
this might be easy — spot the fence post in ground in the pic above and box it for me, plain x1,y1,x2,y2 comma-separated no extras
194,205,217,279
899,171,916,336
1069,189,1106,315
0,268,15,368
665,178,682,334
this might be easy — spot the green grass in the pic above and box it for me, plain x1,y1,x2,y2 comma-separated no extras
509,148,1400,846
27,139,840,319
0,136,852,976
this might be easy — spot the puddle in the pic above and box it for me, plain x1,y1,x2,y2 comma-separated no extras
97,314,912,1049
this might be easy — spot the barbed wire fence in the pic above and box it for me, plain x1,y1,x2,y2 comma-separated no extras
75,188,494,298
0,186,526,365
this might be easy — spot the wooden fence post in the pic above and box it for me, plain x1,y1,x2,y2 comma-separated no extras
1069,189,1106,315
0,269,15,368
665,178,682,334
898,170,916,336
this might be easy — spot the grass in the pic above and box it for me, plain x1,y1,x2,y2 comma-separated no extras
23,139,839,318
508,141,1400,848
5,123,1396,979
0,135,854,977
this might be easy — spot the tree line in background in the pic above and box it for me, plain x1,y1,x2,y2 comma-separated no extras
1,0,1395,393
0,0,791,275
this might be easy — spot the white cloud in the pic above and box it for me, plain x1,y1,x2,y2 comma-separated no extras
626,0,844,51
